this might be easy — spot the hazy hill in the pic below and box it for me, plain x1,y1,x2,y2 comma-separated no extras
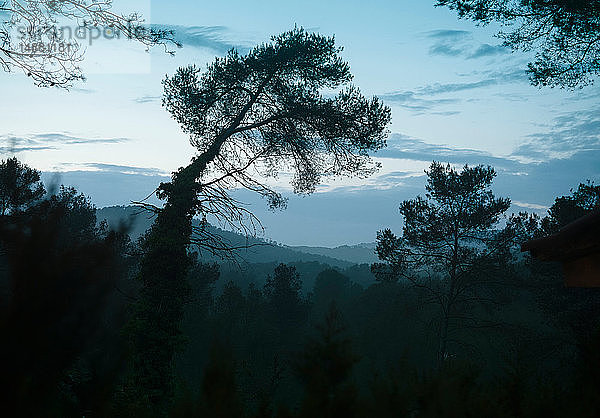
96,206,374,268
291,243,378,264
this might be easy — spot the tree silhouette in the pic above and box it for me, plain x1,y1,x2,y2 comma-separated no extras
0,0,178,87
0,183,126,416
541,181,600,234
517,182,600,354
312,268,360,318
437,0,600,88
294,304,359,418
128,27,391,412
507,181,600,415
200,342,243,418
264,264,303,311
264,264,308,340
373,162,513,365
0,157,45,215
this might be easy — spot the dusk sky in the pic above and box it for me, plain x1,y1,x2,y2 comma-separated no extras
2,0,599,246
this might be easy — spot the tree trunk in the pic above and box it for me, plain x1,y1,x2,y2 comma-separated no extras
126,151,219,413
438,228,459,368
438,310,450,368
126,79,266,413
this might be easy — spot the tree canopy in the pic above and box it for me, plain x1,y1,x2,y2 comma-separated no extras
0,157,45,215
161,27,391,221
542,181,600,233
437,0,600,88
373,162,513,362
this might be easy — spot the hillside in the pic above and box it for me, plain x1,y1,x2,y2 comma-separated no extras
291,243,378,264
96,206,370,268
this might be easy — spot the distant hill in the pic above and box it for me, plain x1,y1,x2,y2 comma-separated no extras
96,206,371,268
97,205,154,238
290,243,378,264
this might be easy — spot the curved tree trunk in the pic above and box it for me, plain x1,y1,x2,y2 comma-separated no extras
126,146,223,413
126,72,279,413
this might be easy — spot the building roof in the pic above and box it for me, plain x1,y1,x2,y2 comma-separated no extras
521,211,600,287
521,211,600,262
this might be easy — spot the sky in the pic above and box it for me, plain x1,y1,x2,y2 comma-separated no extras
1,0,599,246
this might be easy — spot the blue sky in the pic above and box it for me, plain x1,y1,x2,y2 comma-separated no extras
1,0,599,246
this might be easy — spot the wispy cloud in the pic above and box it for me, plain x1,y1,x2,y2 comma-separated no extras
58,162,169,176
376,171,422,181
153,24,249,54
512,201,548,210
429,43,468,57
41,168,168,208
72,87,96,94
424,29,509,60
1,133,131,153
382,66,528,114
37,137,598,230
512,106,600,162
37,133,129,144
468,43,508,59
0,145,55,153
134,95,162,104
378,134,522,172
426,30,471,41
418,79,499,95
380,91,460,114
372,133,598,212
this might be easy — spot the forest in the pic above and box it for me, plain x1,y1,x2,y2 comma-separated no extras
1,1,600,417
1,156,599,417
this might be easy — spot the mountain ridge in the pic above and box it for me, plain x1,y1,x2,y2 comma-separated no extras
96,205,378,267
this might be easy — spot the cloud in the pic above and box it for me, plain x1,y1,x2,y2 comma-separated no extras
35,133,130,144
134,95,162,104
425,30,471,40
376,171,422,181
468,43,509,59
512,106,600,162
430,43,468,57
425,29,509,60
378,134,523,172
41,169,169,208
419,79,499,95
425,30,471,57
381,67,528,114
512,201,549,210
307,140,597,220
432,110,462,116
380,91,460,114
153,25,248,54
474,67,530,84
0,145,56,153
72,87,96,94
495,149,600,211
0,133,132,153
372,133,599,214
58,162,170,177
